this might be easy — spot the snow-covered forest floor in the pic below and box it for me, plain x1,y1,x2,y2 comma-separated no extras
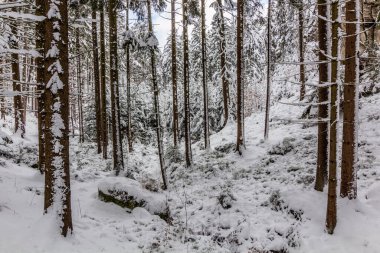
0,92,379,253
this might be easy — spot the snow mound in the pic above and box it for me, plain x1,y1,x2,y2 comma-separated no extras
98,177,170,222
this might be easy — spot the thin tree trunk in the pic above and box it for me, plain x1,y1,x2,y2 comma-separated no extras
43,0,73,236
92,1,102,153
217,0,229,128
10,20,24,138
315,0,329,191
100,1,108,159
147,0,167,189
76,25,84,143
171,0,179,147
109,0,123,174
201,0,210,150
299,5,305,101
126,2,133,152
326,0,339,234
341,0,359,199
235,0,244,154
264,0,271,140
183,0,192,166
0,57,5,120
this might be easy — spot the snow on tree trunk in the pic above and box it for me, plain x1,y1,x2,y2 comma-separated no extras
43,0,73,236
109,0,124,174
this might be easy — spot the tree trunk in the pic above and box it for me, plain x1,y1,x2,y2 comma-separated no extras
0,57,5,120
326,0,339,234
315,0,329,191
264,0,271,140
341,0,359,199
92,1,102,154
147,0,167,189
299,5,305,101
126,2,133,152
10,20,25,138
183,0,192,166
100,2,108,159
171,0,179,147
201,0,210,150
235,0,244,154
76,24,84,143
43,0,73,236
109,0,124,174
217,0,229,128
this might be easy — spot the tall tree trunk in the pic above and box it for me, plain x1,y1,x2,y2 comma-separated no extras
147,0,167,189
76,25,84,143
92,1,102,154
315,0,329,191
109,0,124,174
217,0,229,128
326,0,339,234
171,0,179,147
100,1,108,159
0,57,5,120
201,0,210,150
235,0,244,154
43,0,73,236
10,20,25,138
264,0,271,140
299,4,305,101
126,2,133,152
183,0,192,166
341,0,359,199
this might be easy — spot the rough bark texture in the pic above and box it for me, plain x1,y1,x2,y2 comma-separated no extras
201,0,210,149
326,0,338,234
299,5,305,101
147,0,167,189
43,0,73,236
109,0,124,174
341,0,358,199
171,0,179,147
235,0,244,154
217,0,229,128
183,0,192,166
315,0,329,191
100,2,108,159
92,2,102,154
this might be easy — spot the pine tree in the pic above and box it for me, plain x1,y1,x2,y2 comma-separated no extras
341,0,359,199
100,0,108,159
43,0,73,236
171,0,179,147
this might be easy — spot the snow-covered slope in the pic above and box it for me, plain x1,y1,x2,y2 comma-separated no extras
0,93,379,253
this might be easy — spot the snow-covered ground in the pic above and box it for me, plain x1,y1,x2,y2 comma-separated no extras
0,93,379,253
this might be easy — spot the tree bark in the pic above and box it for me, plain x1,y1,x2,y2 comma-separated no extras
235,0,244,154
171,0,179,147
125,2,133,152
315,0,329,191
201,0,210,149
341,0,359,199
109,0,124,174
183,0,192,166
326,0,339,234
75,23,84,143
100,1,108,159
299,5,305,101
264,0,271,140
217,0,229,128
43,0,73,236
92,1,102,154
